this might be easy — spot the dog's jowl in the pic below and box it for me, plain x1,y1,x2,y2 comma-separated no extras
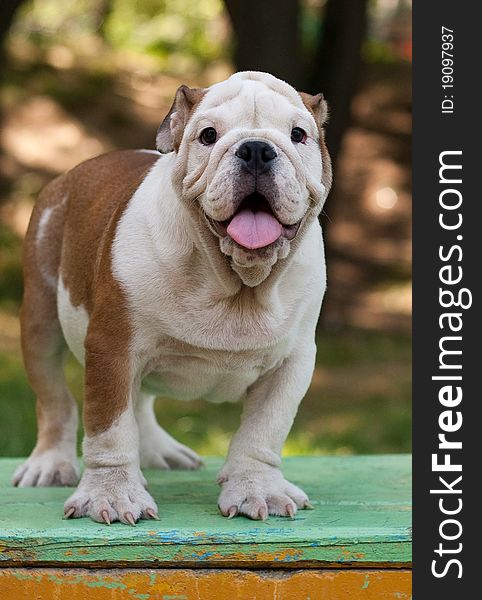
14,71,332,524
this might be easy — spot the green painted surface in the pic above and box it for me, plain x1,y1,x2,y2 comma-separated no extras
0,456,411,566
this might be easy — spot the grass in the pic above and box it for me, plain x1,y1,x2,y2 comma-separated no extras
0,320,411,458
0,223,24,313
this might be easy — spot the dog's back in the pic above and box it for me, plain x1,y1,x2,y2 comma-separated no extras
25,150,158,314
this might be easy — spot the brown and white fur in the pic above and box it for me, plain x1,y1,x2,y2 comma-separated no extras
13,71,332,524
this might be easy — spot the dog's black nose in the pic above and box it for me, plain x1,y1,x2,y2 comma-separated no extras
235,141,277,175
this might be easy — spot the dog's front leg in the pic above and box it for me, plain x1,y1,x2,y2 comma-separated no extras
217,341,316,520
64,325,158,525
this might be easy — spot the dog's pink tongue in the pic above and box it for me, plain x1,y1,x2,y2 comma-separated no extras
227,208,282,249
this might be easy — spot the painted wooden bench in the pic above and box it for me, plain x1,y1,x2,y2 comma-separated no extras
0,455,411,599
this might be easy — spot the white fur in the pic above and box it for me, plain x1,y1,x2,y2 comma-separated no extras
57,278,89,364
136,149,161,155
36,206,55,244
112,164,324,403
64,406,158,523
36,194,68,246
83,406,139,469
36,205,60,289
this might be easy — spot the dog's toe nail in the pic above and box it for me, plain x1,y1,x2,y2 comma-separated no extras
286,504,296,519
125,512,137,526
146,508,160,520
258,506,268,521
303,500,314,510
101,510,111,525
227,506,238,519
63,507,75,519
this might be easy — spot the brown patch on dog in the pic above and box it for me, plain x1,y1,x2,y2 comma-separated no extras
156,85,206,153
60,151,156,312
63,150,157,435
298,91,332,195
23,150,158,438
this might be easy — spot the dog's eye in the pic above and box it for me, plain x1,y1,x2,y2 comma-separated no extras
291,127,307,144
200,127,217,145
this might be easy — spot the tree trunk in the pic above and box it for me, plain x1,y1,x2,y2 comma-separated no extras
307,0,369,331
1,0,28,201
224,0,302,88
309,0,369,172
0,0,26,52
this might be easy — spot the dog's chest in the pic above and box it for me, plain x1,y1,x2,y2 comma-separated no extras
140,340,283,403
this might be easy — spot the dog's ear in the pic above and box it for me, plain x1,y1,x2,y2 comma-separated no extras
156,85,206,153
298,91,332,194
298,92,329,128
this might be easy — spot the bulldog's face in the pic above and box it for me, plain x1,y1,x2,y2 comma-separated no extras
157,72,332,286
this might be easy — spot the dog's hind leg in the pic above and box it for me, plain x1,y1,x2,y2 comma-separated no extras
12,179,80,487
135,393,203,470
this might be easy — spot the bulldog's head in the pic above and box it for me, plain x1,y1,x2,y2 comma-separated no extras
157,71,332,286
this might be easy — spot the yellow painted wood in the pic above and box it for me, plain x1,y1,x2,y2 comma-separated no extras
0,568,412,599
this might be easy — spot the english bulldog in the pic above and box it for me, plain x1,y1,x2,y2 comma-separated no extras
13,71,332,524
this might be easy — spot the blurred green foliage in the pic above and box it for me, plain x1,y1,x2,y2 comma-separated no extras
0,223,23,312
10,0,407,77
13,0,228,74
105,0,225,65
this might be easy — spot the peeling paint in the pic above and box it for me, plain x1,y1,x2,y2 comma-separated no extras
0,568,412,599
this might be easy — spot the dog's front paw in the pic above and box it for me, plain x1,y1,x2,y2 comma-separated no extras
12,449,80,487
64,467,159,525
217,463,312,520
